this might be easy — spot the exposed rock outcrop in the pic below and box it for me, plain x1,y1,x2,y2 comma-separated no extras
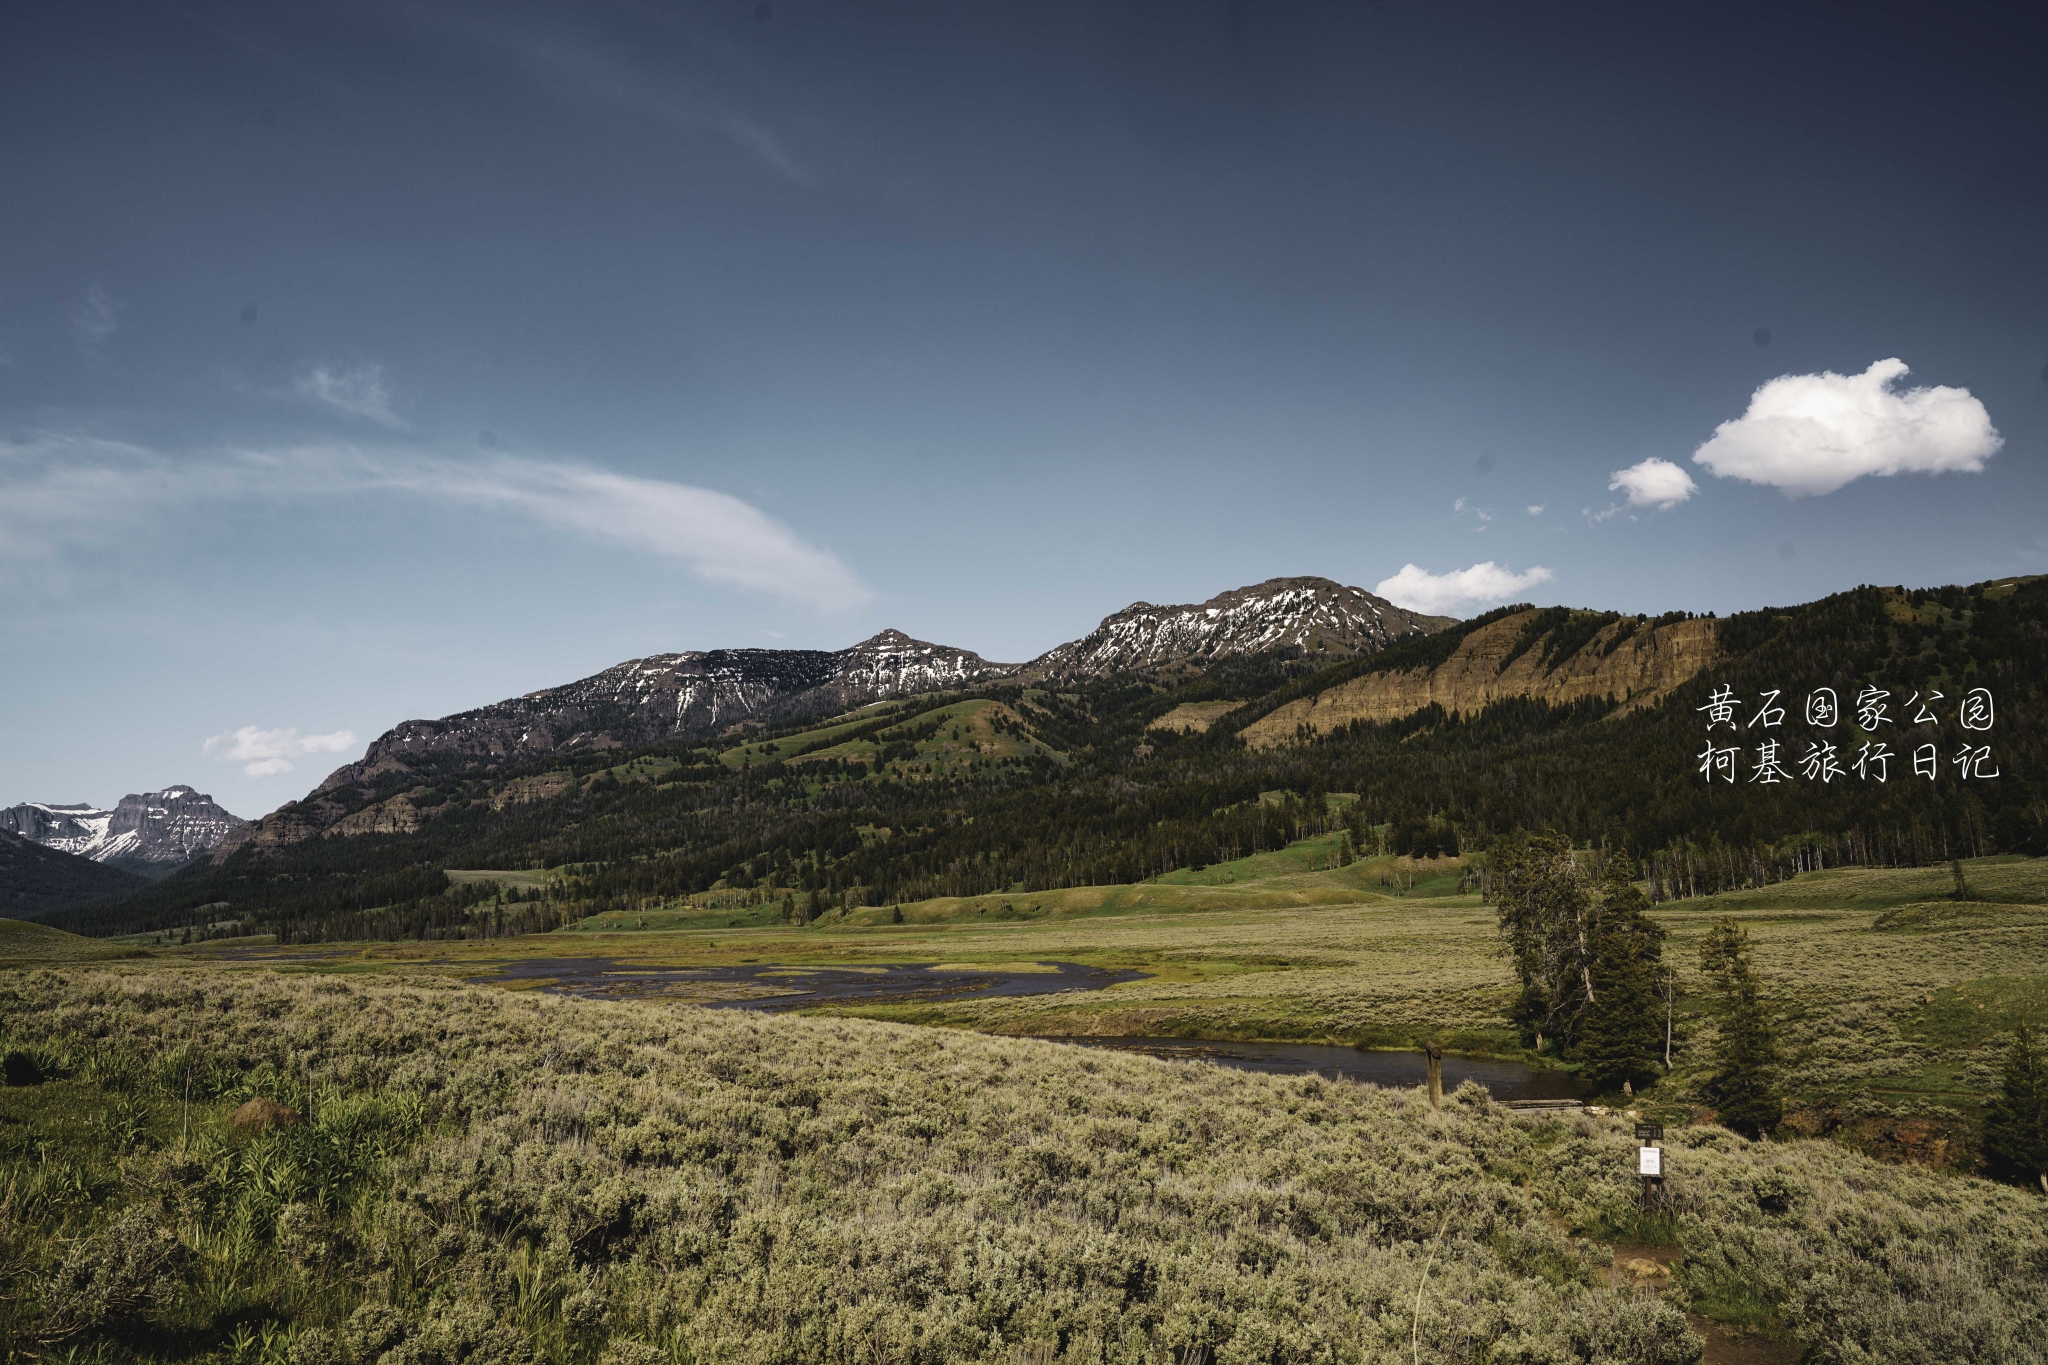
1239,612,1717,747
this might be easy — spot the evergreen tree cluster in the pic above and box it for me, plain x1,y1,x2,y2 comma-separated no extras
1488,832,1667,1091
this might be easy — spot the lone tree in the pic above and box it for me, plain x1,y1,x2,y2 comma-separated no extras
1576,852,1670,1093
1982,1022,2048,1192
1699,918,1783,1137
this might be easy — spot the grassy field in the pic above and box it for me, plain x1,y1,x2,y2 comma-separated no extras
0,918,145,966
140,840,2048,1172
529,848,2048,1148
2,965,2044,1363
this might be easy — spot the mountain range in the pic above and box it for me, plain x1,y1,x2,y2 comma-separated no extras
22,572,2045,942
0,788,244,878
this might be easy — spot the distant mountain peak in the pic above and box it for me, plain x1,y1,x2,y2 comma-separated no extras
0,787,243,878
1023,576,1450,682
231,633,1021,851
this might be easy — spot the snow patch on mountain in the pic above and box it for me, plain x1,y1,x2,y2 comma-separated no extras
0,789,244,877
1025,576,1447,681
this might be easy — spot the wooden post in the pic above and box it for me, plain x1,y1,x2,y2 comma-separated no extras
1426,1043,1443,1110
1635,1122,1665,1212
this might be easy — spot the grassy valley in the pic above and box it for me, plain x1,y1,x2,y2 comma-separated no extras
8,576,2048,1362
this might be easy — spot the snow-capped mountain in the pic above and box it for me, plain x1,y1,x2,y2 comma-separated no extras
0,802,114,858
288,586,1442,801
1024,577,1450,682
309,630,1018,793
0,788,245,878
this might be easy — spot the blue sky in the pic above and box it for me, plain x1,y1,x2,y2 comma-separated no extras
4,0,2045,818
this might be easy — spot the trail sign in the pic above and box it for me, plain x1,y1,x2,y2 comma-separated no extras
1638,1147,1663,1178
1634,1121,1664,1143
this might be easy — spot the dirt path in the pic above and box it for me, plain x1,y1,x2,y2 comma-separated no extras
1600,1241,1802,1365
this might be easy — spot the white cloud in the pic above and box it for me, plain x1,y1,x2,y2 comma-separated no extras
1692,358,2001,497
1452,497,1492,529
1608,457,1697,510
1525,505,1545,516
357,452,870,608
204,725,358,778
1375,561,1554,616
0,433,870,610
71,283,119,348
295,363,406,428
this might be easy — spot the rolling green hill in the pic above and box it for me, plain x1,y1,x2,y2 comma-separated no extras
0,916,138,963
0,829,150,921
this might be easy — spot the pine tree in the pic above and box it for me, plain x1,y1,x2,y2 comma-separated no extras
1491,831,1595,1055
1576,852,1668,1093
1982,1022,2048,1190
1699,919,1783,1137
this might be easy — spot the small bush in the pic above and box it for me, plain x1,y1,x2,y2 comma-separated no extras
36,1205,187,1342
3,1049,46,1086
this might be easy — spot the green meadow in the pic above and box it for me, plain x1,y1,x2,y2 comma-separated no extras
142,836,2048,1164
5,843,2046,1361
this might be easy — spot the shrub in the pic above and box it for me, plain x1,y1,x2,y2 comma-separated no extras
36,1204,187,1342
3,1048,46,1086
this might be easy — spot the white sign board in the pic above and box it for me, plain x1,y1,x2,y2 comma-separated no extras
1638,1146,1663,1177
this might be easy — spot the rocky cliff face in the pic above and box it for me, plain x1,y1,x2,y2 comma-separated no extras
0,788,244,877
1025,577,1450,683
1239,611,1718,748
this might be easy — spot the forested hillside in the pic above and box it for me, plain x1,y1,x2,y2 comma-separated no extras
0,830,150,919
56,577,2046,942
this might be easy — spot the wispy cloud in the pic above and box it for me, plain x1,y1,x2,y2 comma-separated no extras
71,283,119,349
1693,358,2000,497
1375,561,1553,616
1525,505,1545,516
203,725,358,778
0,433,870,610
1608,457,1696,510
485,24,815,187
295,363,406,428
